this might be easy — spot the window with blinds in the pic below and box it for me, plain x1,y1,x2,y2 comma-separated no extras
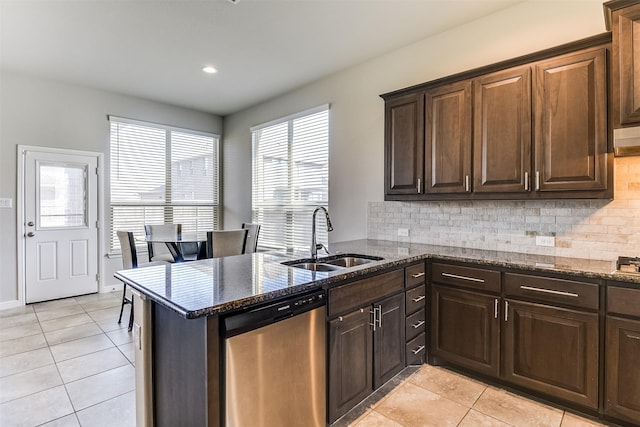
251,105,329,251
109,116,219,252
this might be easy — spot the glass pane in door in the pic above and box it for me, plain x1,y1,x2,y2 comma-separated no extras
39,163,87,228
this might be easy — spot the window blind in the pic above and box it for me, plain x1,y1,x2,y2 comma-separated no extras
109,116,219,252
251,106,329,251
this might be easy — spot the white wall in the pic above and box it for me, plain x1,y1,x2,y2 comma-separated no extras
0,71,222,305
222,0,606,241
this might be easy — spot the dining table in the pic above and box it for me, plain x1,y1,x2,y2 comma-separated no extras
144,232,207,262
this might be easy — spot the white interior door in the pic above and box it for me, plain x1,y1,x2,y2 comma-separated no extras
24,150,99,303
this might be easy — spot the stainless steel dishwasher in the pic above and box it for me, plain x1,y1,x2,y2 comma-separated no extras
223,290,326,427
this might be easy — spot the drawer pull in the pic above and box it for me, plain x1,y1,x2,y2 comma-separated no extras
494,299,499,319
627,334,640,341
412,320,425,329
442,272,485,283
411,272,425,279
520,285,578,298
504,300,509,322
411,345,426,355
412,295,426,303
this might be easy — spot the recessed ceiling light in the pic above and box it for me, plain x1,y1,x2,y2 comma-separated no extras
202,66,218,74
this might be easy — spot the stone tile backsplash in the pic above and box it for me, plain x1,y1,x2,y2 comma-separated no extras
368,157,640,262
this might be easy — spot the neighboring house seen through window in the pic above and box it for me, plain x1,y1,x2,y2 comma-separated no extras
109,116,219,253
251,105,329,251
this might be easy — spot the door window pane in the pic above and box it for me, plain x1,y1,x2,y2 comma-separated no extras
39,164,87,228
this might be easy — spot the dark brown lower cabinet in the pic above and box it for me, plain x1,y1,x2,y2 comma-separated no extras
605,316,640,424
502,300,599,410
373,293,405,388
328,308,372,423
430,285,500,378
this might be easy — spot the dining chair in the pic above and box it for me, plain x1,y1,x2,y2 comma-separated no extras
206,229,248,258
241,223,261,253
116,230,168,331
144,224,181,262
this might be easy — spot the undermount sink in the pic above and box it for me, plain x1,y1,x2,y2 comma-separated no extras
282,254,384,271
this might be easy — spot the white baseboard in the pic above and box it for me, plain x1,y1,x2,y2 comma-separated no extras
0,299,23,311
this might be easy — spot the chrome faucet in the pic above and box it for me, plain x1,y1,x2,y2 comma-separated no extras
311,206,333,261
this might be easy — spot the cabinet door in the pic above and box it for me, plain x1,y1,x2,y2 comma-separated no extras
605,316,640,424
614,3,640,125
425,80,472,194
502,300,599,410
385,92,424,196
533,48,607,192
373,293,405,388
430,285,500,377
473,66,532,193
328,308,373,423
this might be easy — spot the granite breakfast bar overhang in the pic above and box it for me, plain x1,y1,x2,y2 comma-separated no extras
114,239,640,427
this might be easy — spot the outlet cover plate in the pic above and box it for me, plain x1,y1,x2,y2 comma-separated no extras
398,228,409,237
536,236,555,247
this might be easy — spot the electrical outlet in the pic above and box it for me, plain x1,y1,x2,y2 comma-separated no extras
0,198,12,208
535,235,555,247
398,228,410,237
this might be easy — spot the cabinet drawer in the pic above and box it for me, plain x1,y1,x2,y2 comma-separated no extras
406,332,426,365
406,308,426,342
328,270,404,317
431,263,501,293
406,284,426,314
504,273,598,310
607,286,640,318
406,262,426,288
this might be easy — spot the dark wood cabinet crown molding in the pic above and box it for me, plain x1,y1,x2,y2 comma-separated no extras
603,0,640,30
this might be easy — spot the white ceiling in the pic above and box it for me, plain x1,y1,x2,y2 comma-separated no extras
1,0,523,116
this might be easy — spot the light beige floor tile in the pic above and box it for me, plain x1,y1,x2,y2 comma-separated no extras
118,342,135,364
40,414,81,426
0,312,39,330
78,297,121,313
352,410,404,427
0,364,62,403
106,328,133,346
0,322,42,342
560,412,608,427
0,305,35,319
473,387,563,427
0,333,48,358
65,364,135,411
0,385,74,427
410,365,486,407
49,334,114,363
375,381,469,427
57,347,129,383
459,409,513,427
40,313,95,333
32,298,80,312
75,390,135,427
35,305,86,322
45,322,103,346
89,306,129,332
0,347,54,378
74,292,119,304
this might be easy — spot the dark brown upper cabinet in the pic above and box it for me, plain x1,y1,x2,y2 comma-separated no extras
425,80,472,194
473,66,532,193
384,92,424,195
533,48,608,192
605,0,640,126
381,33,613,201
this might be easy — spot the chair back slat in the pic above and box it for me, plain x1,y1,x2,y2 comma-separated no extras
241,223,261,253
206,229,248,258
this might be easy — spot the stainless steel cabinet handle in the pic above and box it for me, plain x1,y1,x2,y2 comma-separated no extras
369,308,376,332
412,295,426,303
417,178,421,193
520,285,578,298
411,272,425,278
412,320,425,329
535,171,540,191
376,305,382,328
441,272,485,283
465,175,470,192
494,299,499,319
338,316,343,322
504,300,509,322
524,172,529,191
628,334,640,341
412,345,426,355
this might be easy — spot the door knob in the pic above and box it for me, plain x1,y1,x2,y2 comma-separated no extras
27,232,35,237
27,221,34,227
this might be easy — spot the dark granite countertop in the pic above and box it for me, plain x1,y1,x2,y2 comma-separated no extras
114,239,640,319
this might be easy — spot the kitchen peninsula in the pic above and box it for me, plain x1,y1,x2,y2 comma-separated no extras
115,239,640,427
